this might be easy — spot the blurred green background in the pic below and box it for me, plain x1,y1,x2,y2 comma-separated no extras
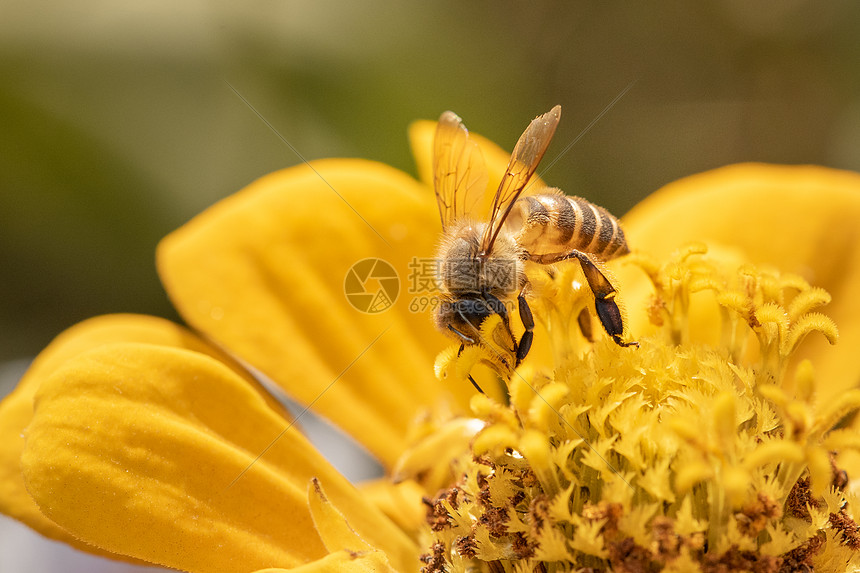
2,1,860,364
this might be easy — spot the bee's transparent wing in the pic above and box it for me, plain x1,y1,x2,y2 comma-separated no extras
433,111,489,230
480,105,561,255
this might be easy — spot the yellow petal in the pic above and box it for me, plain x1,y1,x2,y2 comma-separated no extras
623,163,860,397
253,549,399,573
391,417,484,493
158,159,474,467
0,313,255,563
308,478,372,553
21,342,413,573
410,116,550,206
310,477,419,573
306,476,424,572
358,478,427,536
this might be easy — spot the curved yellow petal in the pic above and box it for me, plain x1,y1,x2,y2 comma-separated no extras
253,549,398,573
392,417,484,493
158,159,474,468
21,342,414,573
0,314,253,563
305,476,420,573
308,478,372,553
308,477,420,573
409,117,550,209
358,478,427,537
622,163,860,396
410,118,524,191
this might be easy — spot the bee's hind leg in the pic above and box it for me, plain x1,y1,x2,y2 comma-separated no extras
516,291,534,365
570,251,638,348
577,308,595,342
533,250,637,348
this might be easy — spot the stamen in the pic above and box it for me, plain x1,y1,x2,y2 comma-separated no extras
412,243,854,572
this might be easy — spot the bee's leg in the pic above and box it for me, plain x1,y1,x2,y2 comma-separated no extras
478,292,513,403
481,291,515,370
530,250,636,347
516,290,534,365
448,338,484,394
482,291,508,320
570,251,637,348
577,308,595,342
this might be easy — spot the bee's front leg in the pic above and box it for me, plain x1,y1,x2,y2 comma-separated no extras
455,343,485,394
481,291,518,370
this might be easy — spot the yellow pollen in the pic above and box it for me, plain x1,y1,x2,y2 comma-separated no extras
406,244,859,573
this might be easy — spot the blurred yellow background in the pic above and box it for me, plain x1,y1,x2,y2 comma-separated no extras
2,3,860,570
2,1,860,363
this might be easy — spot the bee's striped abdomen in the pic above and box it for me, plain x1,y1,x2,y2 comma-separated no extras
567,195,629,258
508,190,629,260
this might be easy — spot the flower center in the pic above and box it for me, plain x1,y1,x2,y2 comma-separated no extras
407,244,860,572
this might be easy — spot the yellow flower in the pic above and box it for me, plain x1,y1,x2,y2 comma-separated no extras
2,112,860,572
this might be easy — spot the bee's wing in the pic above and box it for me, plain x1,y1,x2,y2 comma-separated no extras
433,111,489,230
480,105,561,255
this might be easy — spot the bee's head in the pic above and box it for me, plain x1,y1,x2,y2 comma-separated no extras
434,295,517,371
434,296,500,340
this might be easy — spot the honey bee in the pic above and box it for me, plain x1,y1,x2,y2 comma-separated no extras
432,106,636,385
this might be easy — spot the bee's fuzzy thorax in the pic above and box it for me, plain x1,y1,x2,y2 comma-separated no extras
435,220,526,299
